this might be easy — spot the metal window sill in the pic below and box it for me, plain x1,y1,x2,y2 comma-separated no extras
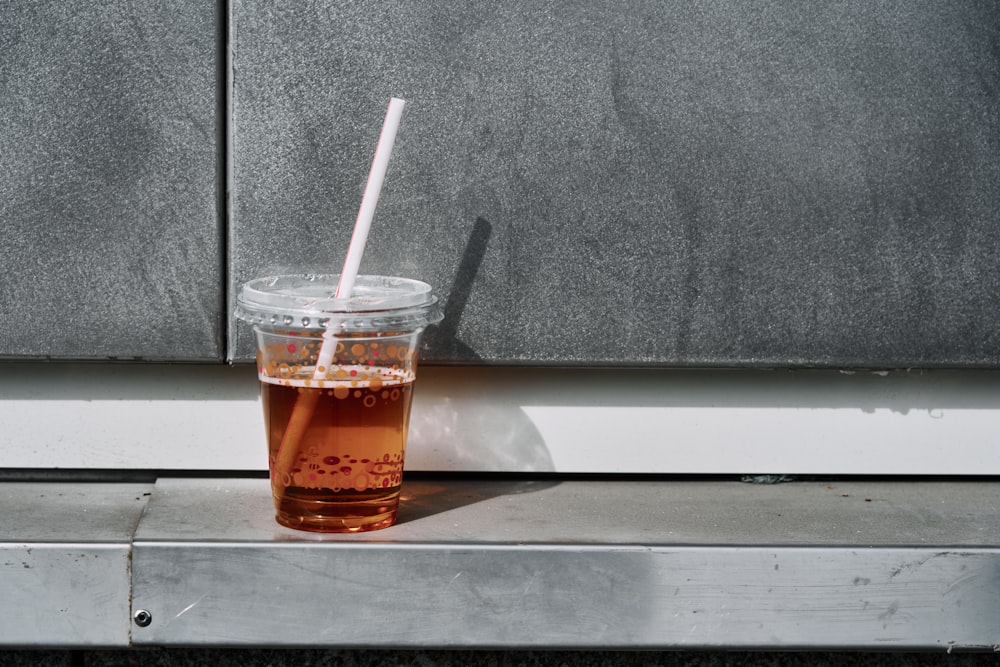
2,477,998,650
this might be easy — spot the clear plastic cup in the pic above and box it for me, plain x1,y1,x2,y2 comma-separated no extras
236,274,442,532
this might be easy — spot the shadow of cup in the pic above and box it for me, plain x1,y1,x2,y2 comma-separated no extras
399,216,557,525
396,477,560,525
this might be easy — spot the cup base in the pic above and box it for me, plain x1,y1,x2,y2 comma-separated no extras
274,509,397,533
272,488,400,533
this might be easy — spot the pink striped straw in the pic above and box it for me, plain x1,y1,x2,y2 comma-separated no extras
335,97,406,300
314,97,406,376
274,98,407,473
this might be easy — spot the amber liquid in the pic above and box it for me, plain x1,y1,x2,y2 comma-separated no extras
261,373,413,532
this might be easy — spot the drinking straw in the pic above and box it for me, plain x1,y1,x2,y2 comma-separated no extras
335,97,407,300
274,98,407,480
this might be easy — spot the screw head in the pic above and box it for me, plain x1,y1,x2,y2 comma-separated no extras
133,609,152,627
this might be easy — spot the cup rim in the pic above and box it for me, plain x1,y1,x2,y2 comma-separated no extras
235,273,442,331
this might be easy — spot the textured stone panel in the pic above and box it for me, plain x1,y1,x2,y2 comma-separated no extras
1,2,222,360
230,1,1000,367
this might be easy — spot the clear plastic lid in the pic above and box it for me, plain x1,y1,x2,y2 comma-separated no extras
235,274,443,332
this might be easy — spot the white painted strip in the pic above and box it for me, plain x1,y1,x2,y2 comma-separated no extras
519,406,998,474
0,365,264,470
0,364,998,473
406,367,1000,474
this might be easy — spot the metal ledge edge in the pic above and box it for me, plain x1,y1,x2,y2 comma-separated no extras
2,478,998,650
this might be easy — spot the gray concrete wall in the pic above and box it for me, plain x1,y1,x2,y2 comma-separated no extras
229,0,1000,367
3,2,999,367
1,1,224,361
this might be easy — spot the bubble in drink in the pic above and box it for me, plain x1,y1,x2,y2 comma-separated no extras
261,367,414,532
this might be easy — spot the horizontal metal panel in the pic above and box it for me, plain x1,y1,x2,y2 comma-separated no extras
131,544,1000,650
132,478,999,547
0,544,133,647
0,483,152,647
130,478,1000,649
0,483,152,544
2,478,998,649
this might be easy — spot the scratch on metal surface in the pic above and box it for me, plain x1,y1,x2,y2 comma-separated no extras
520,570,544,598
887,552,945,580
175,594,207,620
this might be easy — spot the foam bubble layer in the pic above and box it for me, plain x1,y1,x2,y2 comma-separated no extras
259,364,414,388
